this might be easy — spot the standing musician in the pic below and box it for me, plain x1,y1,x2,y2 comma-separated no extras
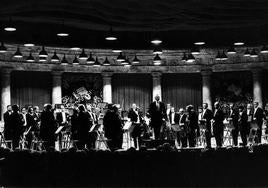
149,95,167,140
186,105,198,147
201,103,213,148
177,108,187,148
238,105,248,146
25,106,39,149
55,104,69,150
128,103,143,149
253,102,265,143
3,105,13,140
212,102,225,147
228,103,239,146
87,105,98,149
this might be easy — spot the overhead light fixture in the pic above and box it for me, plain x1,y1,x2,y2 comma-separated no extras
39,46,48,57
117,52,125,62
39,56,47,62
151,39,162,45
221,51,228,60
13,47,23,58
93,57,101,67
61,54,69,65
105,26,117,41
194,42,205,45
72,56,79,65
26,52,35,62
191,47,200,55
57,20,69,37
260,45,268,54
132,55,140,64
24,43,35,47
234,42,244,46
112,49,122,53
250,49,258,58
244,48,250,57
70,47,81,51
124,60,131,67
153,46,163,55
227,46,236,54
87,52,95,64
4,18,16,32
79,48,87,60
51,51,60,62
103,57,110,66
181,52,187,62
153,54,161,65
186,53,195,63
215,51,221,60
0,42,7,53
121,56,129,65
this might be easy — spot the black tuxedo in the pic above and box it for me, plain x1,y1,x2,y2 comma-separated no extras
9,112,24,148
168,112,180,125
3,111,12,140
253,107,265,143
213,108,224,147
202,108,213,147
149,101,167,140
229,109,239,146
238,110,248,146
187,110,198,147
128,108,143,148
176,113,187,147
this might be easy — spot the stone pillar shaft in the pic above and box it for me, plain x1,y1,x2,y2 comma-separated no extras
152,72,162,101
252,70,263,108
1,68,12,121
52,71,63,106
201,70,212,110
102,72,113,103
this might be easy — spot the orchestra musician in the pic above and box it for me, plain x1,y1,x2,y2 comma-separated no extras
212,102,225,147
25,106,39,149
87,105,98,149
55,104,69,150
186,105,198,147
228,103,239,146
128,103,143,149
3,105,13,140
9,105,24,149
238,105,248,146
149,95,167,140
177,108,187,148
201,103,213,148
253,102,265,143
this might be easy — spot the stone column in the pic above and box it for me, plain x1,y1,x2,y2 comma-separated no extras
102,72,113,103
51,71,63,106
201,70,213,110
1,68,12,121
252,69,263,108
152,72,162,101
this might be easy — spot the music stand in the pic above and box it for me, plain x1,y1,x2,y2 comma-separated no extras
0,132,13,149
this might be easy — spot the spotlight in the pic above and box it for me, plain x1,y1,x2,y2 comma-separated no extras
151,39,162,45
250,49,258,58
153,46,163,55
93,57,101,67
51,51,60,62
105,26,117,41
103,57,110,66
244,48,250,57
260,45,268,54
24,43,35,47
72,56,79,64
70,47,81,51
227,46,236,54
132,55,140,64
186,53,195,63
87,52,95,64
79,49,87,60
0,42,7,53
117,52,125,62
61,54,69,65
234,42,244,46
4,18,16,32
13,47,23,58
153,54,161,65
194,41,205,45
26,52,35,62
39,46,48,57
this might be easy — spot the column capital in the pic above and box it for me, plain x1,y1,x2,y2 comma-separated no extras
151,71,162,78
101,71,113,78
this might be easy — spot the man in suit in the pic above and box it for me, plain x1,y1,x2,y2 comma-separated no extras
128,103,143,149
9,105,24,149
55,105,69,150
253,102,265,143
3,105,12,140
149,95,167,140
228,103,239,146
201,103,213,148
177,108,187,147
186,105,198,147
238,105,248,146
212,102,224,147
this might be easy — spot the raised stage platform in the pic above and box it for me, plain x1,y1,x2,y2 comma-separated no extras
0,145,268,187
